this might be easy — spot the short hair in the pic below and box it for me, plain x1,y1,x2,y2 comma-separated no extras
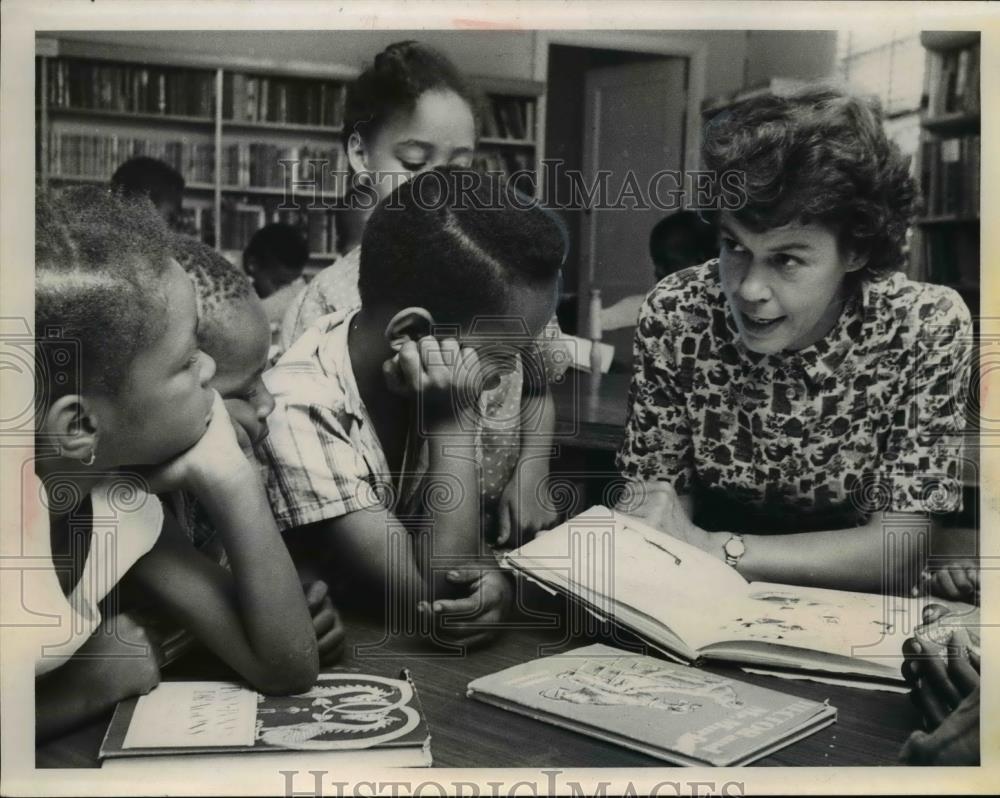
648,210,718,276
702,86,917,279
110,156,185,207
343,41,478,152
243,223,309,275
358,167,565,326
171,235,255,352
35,185,172,408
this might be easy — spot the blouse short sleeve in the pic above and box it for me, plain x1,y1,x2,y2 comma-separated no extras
877,288,973,514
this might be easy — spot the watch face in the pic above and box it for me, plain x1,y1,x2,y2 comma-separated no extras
725,537,746,558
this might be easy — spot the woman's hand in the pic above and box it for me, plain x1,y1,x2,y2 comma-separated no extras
138,392,250,495
614,480,724,559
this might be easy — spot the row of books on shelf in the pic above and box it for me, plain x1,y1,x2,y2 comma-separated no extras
221,143,346,189
920,226,979,291
218,204,339,254
919,135,980,219
42,58,215,118
222,73,345,128
926,43,980,117
480,96,535,140
473,149,535,177
47,133,215,183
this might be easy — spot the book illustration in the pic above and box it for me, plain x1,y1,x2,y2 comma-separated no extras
108,673,427,756
540,656,743,713
254,675,421,750
467,643,836,766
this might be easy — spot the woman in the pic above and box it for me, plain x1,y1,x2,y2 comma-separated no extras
617,87,972,593
281,40,566,547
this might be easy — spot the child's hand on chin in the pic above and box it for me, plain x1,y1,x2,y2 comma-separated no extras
139,391,249,495
383,336,488,417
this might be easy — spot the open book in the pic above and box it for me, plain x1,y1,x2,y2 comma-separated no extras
468,644,836,766
502,507,978,688
100,671,432,772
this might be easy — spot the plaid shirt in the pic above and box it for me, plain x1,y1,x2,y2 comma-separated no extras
617,261,972,533
261,309,425,531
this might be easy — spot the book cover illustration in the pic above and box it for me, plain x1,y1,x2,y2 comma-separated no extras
105,672,427,757
468,644,836,766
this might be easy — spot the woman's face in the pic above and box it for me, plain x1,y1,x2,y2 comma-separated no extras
360,89,477,202
718,214,861,355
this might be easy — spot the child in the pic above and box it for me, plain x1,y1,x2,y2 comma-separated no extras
110,156,186,231
171,234,344,664
242,223,310,329
30,187,318,742
261,167,565,646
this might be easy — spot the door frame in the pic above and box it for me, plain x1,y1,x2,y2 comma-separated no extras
532,30,708,195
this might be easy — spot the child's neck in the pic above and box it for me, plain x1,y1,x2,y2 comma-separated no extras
347,309,412,472
34,457,106,521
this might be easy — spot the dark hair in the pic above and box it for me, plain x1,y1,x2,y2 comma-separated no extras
172,234,255,351
35,186,172,408
243,223,309,276
649,210,719,278
110,156,185,207
359,167,564,325
702,86,916,279
342,41,478,152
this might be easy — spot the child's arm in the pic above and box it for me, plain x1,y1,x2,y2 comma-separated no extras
36,613,160,742
496,388,558,547
129,395,318,694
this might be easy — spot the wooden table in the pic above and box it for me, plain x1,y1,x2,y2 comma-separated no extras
37,589,920,769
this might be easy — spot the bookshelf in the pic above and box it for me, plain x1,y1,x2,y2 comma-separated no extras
914,31,980,318
37,39,547,265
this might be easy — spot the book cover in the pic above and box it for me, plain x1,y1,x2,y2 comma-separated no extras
468,644,836,766
101,670,431,761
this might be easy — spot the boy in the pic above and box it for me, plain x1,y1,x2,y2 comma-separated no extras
261,168,565,646
111,156,186,231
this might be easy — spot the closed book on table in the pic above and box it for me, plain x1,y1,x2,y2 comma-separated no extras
468,644,837,766
100,670,432,772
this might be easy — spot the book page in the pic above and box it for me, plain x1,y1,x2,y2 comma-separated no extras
506,507,750,650
710,583,979,669
122,682,258,749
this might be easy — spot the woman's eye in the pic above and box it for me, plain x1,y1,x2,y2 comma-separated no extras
721,237,747,254
773,254,802,270
400,160,426,172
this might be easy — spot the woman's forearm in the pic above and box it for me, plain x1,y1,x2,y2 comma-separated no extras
718,512,931,594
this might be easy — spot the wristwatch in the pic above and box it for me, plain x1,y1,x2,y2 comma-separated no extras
722,534,746,569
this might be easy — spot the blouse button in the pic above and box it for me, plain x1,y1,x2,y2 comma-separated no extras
785,386,799,400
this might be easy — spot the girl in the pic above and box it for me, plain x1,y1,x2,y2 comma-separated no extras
617,87,972,593
30,187,318,741
281,40,567,548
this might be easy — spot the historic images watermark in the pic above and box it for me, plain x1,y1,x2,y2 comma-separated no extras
271,160,748,214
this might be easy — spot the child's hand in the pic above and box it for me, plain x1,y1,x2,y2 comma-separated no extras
139,392,248,494
224,397,260,455
383,337,487,413
420,568,513,648
899,685,980,765
920,561,979,604
304,580,346,666
496,463,559,548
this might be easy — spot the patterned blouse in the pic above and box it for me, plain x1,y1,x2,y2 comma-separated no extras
617,260,972,533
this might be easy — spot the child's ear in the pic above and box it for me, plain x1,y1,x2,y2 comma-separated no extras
384,307,435,351
346,132,369,178
44,395,100,463
844,249,867,274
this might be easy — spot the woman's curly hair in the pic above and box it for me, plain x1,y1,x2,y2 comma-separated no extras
702,86,917,279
